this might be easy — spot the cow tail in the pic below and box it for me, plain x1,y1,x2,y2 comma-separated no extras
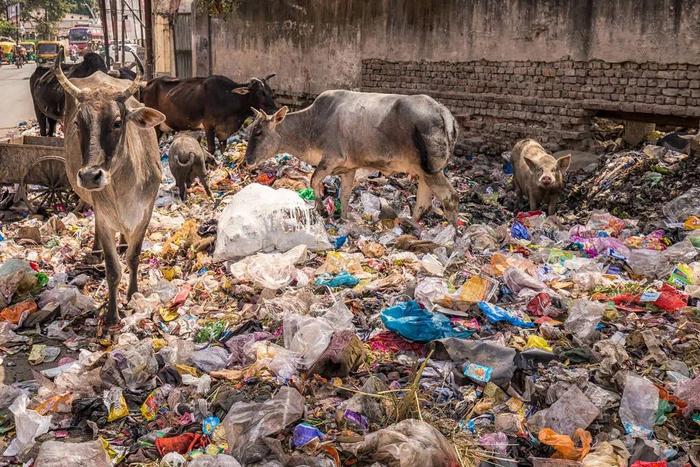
176,152,195,167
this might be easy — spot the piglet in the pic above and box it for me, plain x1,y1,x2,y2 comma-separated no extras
169,133,216,201
511,139,571,215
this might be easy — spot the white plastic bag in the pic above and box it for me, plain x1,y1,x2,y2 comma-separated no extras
214,184,330,260
3,394,52,457
229,245,308,290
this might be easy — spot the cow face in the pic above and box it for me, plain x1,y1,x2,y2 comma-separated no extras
232,75,278,115
53,51,164,191
73,99,164,191
244,106,289,167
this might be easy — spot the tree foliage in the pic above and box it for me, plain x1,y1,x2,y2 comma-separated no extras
0,0,69,38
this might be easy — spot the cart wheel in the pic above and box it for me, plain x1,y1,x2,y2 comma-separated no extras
22,156,79,214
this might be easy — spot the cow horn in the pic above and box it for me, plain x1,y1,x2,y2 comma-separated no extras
129,49,144,74
53,47,83,100
250,107,262,119
263,73,276,81
116,70,142,101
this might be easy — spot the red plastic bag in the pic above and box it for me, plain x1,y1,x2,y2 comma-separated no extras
630,461,667,467
155,432,207,456
653,283,687,312
527,292,552,316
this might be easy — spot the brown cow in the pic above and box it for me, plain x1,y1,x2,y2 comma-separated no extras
53,49,165,326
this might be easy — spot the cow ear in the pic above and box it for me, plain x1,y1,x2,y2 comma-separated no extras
128,107,166,128
556,154,572,172
272,106,288,124
232,87,250,95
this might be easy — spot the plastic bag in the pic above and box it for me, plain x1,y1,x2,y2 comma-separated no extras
381,301,472,342
538,428,592,461
0,259,38,309
627,249,669,279
619,374,659,436
340,419,459,467
38,285,98,317
528,386,600,436
581,440,630,467
100,338,159,391
229,245,308,290
34,440,111,467
3,393,52,456
662,187,700,222
435,338,516,387
190,346,230,373
414,277,449,310
223,387,304,464
103,387,128,422
564,299,605,342
214,183,331,261
503,267,547,294
477,301,535,328
315,271,359,288
459,224,499,251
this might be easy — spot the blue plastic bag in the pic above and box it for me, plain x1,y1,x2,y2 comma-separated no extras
292,423,324,448
381,301,472,342
477,301,535,328
510,221,530,240
315,271,359,288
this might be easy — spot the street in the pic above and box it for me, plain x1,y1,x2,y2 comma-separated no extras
0,62,37,137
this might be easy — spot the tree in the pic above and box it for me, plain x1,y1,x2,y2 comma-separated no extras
0,0,69,39
0,18,18,37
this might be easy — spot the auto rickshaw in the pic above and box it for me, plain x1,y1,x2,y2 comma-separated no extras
36,41,62,64
0,40,15,64
20,41,36,62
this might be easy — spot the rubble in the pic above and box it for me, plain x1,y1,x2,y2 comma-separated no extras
0,122,698,466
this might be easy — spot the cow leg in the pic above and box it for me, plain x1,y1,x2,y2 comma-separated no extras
425,172,459,225
47,118,57,137
117,233,128,255
126,225,147,301
205,127,216,154
33,103,47,136
412,176,432,221
310,159,333,214
338,169,356,219
96,217,121,326
178,179,188,201
201,175,214,200
92,229,102,255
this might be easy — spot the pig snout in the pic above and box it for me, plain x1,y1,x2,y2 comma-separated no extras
540,174,554,186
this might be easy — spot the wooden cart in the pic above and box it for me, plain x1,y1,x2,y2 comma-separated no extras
0,136,78,214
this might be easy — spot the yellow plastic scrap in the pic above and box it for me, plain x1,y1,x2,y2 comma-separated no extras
159,307,180,322
161,219,201,257
525,335,553,352
176,364,200,377
684,215,700,230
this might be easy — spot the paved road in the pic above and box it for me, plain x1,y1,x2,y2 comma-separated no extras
0,62,37,135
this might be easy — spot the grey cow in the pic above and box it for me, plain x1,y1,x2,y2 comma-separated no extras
54,51,165,327
244,90,459,223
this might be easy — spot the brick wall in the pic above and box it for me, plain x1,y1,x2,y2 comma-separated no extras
361,59,700,154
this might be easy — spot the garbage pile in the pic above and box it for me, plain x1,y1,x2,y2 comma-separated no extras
0,133,698,467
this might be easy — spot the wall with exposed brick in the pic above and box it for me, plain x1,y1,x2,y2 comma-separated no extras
192,0,700,154
361,59,700,153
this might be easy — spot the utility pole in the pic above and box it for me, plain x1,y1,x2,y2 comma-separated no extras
144,0,154,79
120,0,126,64
98,0,111,66
109,0,118,66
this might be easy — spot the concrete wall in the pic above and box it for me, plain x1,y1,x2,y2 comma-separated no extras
192,0,700,152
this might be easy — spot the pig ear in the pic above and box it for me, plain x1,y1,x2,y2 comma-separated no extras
128,107,166,128
523,155,539,172
557,154,572,172
272,106,289,124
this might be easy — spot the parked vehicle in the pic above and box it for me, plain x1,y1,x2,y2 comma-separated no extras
36,41,62,64
68,24,103,55
0,40,15,64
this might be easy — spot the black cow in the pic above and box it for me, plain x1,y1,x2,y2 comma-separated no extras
30,52,142,136
141,74,278,153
